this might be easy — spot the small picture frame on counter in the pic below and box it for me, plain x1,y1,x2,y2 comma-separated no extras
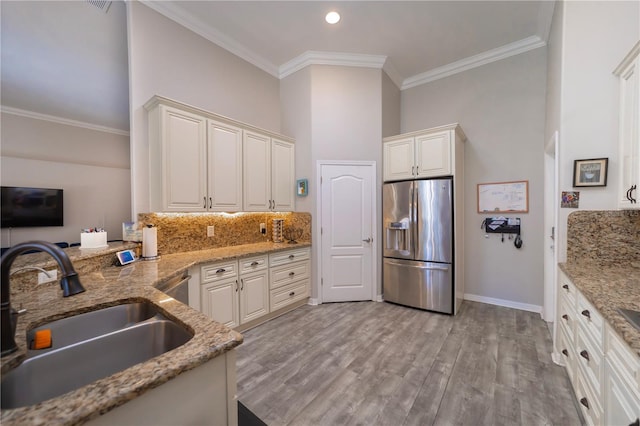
573,158,608,187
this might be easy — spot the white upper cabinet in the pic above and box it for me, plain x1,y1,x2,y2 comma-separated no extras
615,41,640,209
383,124,465,182
208,120,243,211
146,96,295,213
243,131,295,212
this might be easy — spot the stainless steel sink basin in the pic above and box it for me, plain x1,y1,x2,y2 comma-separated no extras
618,308,640,331
1,303,193,409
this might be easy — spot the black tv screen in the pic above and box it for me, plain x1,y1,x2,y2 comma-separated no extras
1,186,64,228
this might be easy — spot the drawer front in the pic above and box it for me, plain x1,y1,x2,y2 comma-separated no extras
606,323,640,391
576,292,604,348
239,255,268,274
270,279,309,311
558,324,576,384
269,248,311,267
201,261,238,283
559,270,577,307
558,290,576,343
575,369,603,426
270,260,311,290
576,323,604,398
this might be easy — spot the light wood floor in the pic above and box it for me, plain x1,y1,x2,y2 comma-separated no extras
236,301,583,426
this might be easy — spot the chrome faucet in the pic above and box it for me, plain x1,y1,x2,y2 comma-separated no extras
1,241,86,357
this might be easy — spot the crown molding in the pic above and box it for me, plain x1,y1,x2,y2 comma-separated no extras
1,106,130,136
401,35,546,90
279,51,387,79
140,0,279,78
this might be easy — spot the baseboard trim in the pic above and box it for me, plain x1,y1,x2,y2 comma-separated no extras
464,293,543,315
307,298,320,306
551,350,564,366
376,294,384,302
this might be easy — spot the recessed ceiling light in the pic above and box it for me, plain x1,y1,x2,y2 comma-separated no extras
325,11,340,24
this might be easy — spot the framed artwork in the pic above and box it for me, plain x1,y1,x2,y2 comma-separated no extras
573,158,608,187
296,179,308,197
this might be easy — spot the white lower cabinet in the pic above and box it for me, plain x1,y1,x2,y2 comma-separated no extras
198,248,311,329
556,268,640,424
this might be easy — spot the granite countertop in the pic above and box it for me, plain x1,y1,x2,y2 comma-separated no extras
559,262,640,357
1,241,311,425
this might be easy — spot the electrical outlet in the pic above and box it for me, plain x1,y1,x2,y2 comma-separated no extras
260,223,266,235
207,225,215,237
38,269,58,284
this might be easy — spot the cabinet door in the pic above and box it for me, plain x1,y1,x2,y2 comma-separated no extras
201,278,239,329
208,120,243,211
243,130,271,211
383,137,415,182
161,106,207,211
271,138,295,211
618,55,640,209
604,361,640,426
416,131,451,177
239,270,269,324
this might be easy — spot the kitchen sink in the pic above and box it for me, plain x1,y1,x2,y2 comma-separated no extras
618,308,640,331
1,303,194,409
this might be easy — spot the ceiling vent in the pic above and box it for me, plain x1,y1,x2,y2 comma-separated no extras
86,0,112,13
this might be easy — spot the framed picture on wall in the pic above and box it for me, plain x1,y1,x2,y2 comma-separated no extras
573,158,608,187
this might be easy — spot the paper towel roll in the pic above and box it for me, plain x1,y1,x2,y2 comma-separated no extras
142,226,158,258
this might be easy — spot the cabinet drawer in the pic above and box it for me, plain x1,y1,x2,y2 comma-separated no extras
606,323,640,391
239,255,268,274
558,291,577,343
576,292,604,347
559,271,577,307
576,368,604,426
269,248,310,267
201,261,237,283
270,260,311,290
270,279,309,311
558,325,576,385
576,323,604,398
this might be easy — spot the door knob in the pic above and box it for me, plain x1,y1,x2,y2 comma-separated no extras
362,237,372,243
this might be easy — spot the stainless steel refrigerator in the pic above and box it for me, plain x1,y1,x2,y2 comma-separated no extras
383,178,454,314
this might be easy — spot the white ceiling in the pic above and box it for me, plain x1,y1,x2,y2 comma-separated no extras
0,1,554,133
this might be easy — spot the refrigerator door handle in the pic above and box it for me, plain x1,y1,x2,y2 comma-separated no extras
385,259,450,271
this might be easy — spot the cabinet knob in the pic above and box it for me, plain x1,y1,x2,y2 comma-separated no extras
561,349,569,357
288,255,295,259
562,284,569,290
251,261,259,266
581,309,591,319
579,397,589,409
289,272,295,277
289,291,295,297
216,268,226,273
580,350,590,361
562,314,568,321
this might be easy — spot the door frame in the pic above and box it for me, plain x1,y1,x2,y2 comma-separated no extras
315,160,378,304
544,131,559,324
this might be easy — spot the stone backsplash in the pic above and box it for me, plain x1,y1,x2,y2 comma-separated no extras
138,212,311,255
566,210,640,266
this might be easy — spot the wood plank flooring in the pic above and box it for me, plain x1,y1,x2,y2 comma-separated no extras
236,301,583,426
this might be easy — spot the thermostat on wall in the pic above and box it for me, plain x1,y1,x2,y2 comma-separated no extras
116,249,137,266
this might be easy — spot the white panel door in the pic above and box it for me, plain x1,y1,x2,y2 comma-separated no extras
239,270,269,323
207,120,243,212
162,106,207,211
201,279,239,328
321,163,375,302
416,131,451,177
243,131,271,211
271,138,295,211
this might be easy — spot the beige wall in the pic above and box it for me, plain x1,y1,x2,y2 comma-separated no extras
381,71,401,138
402,48,548,309
127,2,282,215
0,112,131,246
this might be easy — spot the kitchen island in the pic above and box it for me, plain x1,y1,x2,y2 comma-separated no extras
0,240,310,425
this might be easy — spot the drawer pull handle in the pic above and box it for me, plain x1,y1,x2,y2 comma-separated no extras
216,268,226,273
579,397,589,409
240,278,244,291
251,261,259,266
562,314,568,321
581,309,591,319
580,350,590,361
289,291,295,297
562,284,569,290
288,255,295,259
289,272,295,277
561,349,568,357
235,279,238,292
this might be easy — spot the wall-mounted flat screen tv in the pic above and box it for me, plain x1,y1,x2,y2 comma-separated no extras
1,186,64,228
